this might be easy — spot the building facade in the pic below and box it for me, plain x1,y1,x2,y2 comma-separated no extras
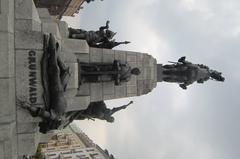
37,125,114,159
34,0,85,19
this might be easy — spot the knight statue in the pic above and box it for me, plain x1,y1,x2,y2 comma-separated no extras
162,56,225,89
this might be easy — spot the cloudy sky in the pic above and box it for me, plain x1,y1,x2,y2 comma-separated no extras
63,0,240,158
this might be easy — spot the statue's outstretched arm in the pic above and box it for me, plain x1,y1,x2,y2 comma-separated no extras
99,20,110,31
110,101,133,115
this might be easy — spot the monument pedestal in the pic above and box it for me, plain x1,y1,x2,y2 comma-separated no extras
0,0,17,158
1,0,159,157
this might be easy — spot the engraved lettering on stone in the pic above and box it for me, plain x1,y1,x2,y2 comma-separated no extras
28,50,37,104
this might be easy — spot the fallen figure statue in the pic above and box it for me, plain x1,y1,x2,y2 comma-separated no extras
18,34,71,133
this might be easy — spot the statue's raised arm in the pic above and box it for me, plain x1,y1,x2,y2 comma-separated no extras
110,101,133,115
99,20,110,31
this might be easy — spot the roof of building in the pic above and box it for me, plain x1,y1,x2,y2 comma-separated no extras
34,0,85,19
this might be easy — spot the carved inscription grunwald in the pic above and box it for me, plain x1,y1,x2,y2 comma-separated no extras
28,50,38,104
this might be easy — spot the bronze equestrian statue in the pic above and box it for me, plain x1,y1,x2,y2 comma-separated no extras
162,56,225,89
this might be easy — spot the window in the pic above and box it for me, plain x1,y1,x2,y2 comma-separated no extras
90,153,101,159
86,149,95,152
47,148,56,151
61,151,71,155
77,155,89,159
47,153,57,157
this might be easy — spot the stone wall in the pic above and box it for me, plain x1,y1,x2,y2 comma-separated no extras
15,0,43,157
0,0,18,158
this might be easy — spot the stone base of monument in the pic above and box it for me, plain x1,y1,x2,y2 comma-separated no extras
1,0,159,157
0,0,90,157
0,0,18,158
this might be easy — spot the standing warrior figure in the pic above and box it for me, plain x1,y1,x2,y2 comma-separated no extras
79,60,141,85
65,101,134,124
162,56,225,89
114,60,141,85
69,20,116,47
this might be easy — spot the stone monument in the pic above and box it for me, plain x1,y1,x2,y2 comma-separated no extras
157,56,225,89
0,0,224,158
